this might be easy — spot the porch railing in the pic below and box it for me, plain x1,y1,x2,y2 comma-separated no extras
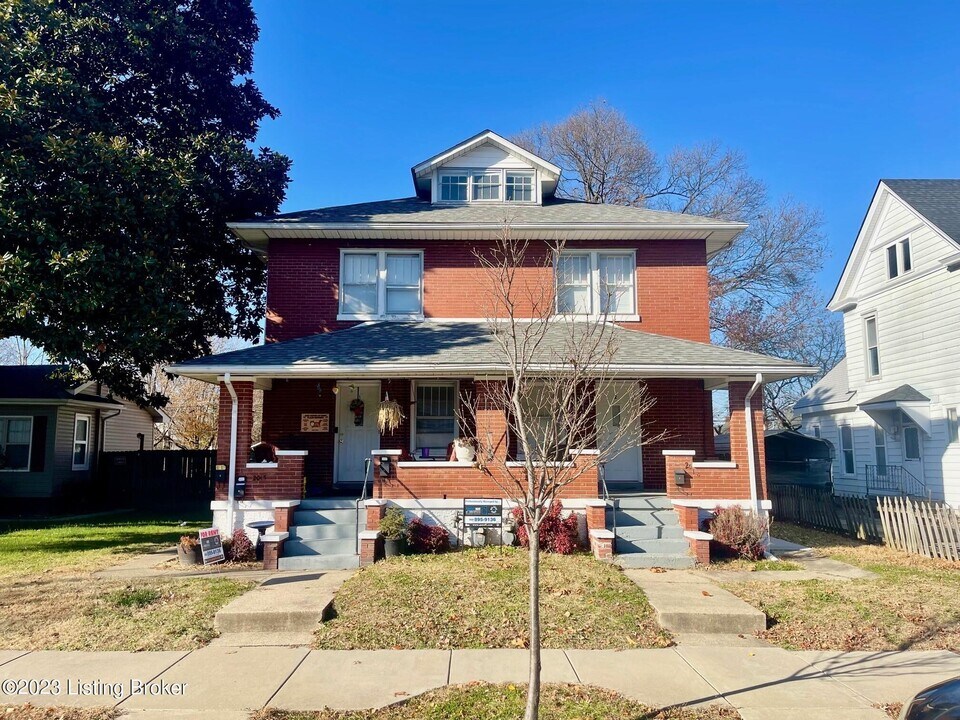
355,457,372,555
598,462,617,545
864,464,929,500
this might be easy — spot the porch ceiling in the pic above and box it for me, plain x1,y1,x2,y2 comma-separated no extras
168,321,816,385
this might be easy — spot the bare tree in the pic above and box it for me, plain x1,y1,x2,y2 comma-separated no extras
0,336,46,365
465,229,665,720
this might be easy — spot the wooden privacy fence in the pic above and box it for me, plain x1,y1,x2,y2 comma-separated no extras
769,484,884,542
100,450,216,510
877,495,960,562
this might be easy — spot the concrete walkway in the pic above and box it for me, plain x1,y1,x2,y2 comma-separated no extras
2,647,958,718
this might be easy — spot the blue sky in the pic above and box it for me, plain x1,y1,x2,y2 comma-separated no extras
250,0,960,296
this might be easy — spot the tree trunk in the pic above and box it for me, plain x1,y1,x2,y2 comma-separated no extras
525,525,541,720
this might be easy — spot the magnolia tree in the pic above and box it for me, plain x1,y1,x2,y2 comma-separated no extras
463,231,665,720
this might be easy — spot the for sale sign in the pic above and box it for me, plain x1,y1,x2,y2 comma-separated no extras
463,498,503,527
199,528,225,564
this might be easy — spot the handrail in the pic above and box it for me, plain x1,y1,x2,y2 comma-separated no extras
864,464,929,500
598,462,617,551
355,457,372,555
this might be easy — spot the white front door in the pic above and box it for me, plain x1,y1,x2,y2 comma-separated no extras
597,383,643,487
901,424,924,484
335,382,381,486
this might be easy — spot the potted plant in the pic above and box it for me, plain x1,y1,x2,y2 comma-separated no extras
177,535,202,566
453,436,477,462
379,506,408,558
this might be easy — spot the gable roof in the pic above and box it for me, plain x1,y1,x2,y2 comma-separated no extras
793,357,855,413
411,129,562,199
0,365,119,406
168,320,816,383
829,180,960,310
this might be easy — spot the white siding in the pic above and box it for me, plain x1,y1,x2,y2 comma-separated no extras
102,402,156,452
443,143,533,170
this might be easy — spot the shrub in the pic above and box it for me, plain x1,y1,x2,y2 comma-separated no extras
229,528,256,562
178,535,198,551
512,501,581,554
379,507,408,541
708,506,769,561
407,517,450,554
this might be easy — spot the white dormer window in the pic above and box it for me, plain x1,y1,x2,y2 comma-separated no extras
886,237,912,279
437,169,536,204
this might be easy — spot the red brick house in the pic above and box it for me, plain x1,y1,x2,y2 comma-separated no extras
170,130,815,569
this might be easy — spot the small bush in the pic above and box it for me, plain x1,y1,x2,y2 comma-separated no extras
379,507,408,541
512,501,580,554
109,587,161,608
228,528,256,562
708,506,768,561
178,535,198,551
407,517,450,554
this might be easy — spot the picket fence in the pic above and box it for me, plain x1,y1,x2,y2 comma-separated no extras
877,495,960,562
769,485,883,542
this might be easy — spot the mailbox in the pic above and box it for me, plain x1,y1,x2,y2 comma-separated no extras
214,465,227,484
234,475,247,499
674,468,687,486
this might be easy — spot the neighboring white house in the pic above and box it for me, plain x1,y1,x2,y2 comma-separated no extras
795,180,960,507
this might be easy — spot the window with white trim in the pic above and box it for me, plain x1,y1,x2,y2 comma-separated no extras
72,414,91,470
437,170,535,204
948,407,959,445
0,416,32,472
886,238,912,279
874,424,887,474
812,424,821,439
340,251,423,319
413,382,457,459
439,174,467,202
864,315,880,378
903,426,922,461
471,173,500,201
505,172,534,202
555,251,636,316
839,424,855,475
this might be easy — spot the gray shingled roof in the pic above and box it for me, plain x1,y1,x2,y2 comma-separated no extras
240,197,737,228
793,357,855,412
170,321,813,381
860,384,930,405
884,180,960,245
0,365,121,406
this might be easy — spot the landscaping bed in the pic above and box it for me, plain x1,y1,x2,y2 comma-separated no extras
314,548,670,650
252,683,739,720
724,522,960,651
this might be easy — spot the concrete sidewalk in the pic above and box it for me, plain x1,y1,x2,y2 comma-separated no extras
1,646,958,719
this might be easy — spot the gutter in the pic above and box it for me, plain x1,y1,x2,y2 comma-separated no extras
223,373,239,533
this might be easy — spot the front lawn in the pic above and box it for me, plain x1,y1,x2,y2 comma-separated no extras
253,683,739,720
0,511,253,651
0,706,119,720
724,522,960,651
315,548,671,650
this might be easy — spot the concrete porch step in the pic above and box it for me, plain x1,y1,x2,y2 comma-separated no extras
284,537,357,556
615,524,685,541
609,509,678,527
612,495,674,510
614,553,696,569
290,522,365,541
615,537,691,555
278,554,361,571
299,498,362,510
293,508,361,525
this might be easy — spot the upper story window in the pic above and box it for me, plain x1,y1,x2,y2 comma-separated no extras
886,237,912,279
437,169,535,204
555,251,637,317
340,250,423,319
0,416,32,472
864,314,880,378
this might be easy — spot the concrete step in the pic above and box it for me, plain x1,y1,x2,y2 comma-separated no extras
214,571,349,633
615,524,685,541
278,554,360,571
614,553,695,569
615,537,691,555
293,508,360,525
290,523,364,541
283,538,357,557
613,495,673,510
609,509,679,527
299,498,362,510
208,631,315,647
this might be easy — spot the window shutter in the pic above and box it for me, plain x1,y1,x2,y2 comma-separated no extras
30,416,47,472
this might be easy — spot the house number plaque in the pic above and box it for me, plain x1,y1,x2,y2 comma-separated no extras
301,413,330,432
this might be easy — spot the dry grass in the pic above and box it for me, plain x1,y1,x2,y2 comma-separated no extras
252,683,739,720
708,558,802,572
725,522,960,651
0,706,119,719
314,548,671,650
875,701,904,718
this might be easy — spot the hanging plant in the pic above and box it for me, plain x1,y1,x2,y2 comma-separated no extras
377,392,405,433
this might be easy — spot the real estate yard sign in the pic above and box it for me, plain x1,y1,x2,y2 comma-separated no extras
199,528,225,564
463,498,503,527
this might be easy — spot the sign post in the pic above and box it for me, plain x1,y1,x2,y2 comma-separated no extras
462,498,504,551
199,528,225,565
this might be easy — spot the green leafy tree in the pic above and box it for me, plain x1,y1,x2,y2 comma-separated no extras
0,0,290,404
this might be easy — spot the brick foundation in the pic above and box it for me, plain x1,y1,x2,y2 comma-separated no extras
589,529,614,560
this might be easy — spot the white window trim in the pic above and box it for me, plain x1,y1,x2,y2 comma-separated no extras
409,380,460,458
884,236,913,281
874,423,887,471
338,249,424,321
0,415,33,473
811,423,821,439
862,313,881,380
554,249,639,320
903,425,923,462
434,168,538,205
838,423,856,477
948,407,959,445
72,413,91,471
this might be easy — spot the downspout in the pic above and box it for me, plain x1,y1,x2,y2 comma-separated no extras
224,373,239,533
744,372,763,516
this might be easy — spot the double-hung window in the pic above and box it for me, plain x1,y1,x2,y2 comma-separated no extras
340,251,423,319
555,251,636,317
0,416,32,471
72,414,90,470
886,238,912,279
439,174,468,202
839,424,855,475
874,425,887,474
948,408,959,445
472,173,500,201
864,315,880,378
437,170,535,204
505,172,534,202
413,382,457,458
